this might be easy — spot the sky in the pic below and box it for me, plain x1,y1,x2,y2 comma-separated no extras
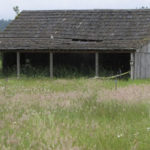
1,0,150,19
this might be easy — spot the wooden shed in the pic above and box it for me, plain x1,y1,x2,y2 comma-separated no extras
0,9,150,79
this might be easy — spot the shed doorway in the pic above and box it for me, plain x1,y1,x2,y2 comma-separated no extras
2,52,130,78
54,53,95,77
54,52,130,78
98,53,130,77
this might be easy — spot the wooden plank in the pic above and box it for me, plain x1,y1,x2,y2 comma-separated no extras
95,52,99,77
17,51,20,78
130,53,135,80
49,52,53,78
134,53,138,79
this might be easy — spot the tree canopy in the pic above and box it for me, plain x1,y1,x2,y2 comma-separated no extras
0,19,11,32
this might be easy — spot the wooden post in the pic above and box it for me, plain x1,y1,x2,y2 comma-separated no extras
17,51,20,78
95,52,99,77
130,53,134,80
49,52,53,78
1,52,4,73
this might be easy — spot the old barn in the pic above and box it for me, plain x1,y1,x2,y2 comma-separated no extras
0,9,150,79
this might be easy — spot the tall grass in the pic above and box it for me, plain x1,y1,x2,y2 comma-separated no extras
2,65,130,79
0,78,150,149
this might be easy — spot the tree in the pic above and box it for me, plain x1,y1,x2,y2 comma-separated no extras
141,6,148,9
13,6,20,16
0,19,12,31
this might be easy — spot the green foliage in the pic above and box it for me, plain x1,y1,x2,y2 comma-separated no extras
13,6,20,16
2,64,130,79
54,65,95,78
0,19,11,31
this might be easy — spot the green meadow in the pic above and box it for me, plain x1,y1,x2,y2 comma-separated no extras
0,77,150,150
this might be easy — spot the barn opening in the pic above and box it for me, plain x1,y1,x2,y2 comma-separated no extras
99,53,130,77
2,52,130,78
53,53,94,77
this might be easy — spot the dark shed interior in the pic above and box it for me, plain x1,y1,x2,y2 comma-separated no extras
2,52,130,77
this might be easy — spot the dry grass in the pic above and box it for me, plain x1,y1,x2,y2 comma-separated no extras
97,84,150,102
0,78,150,150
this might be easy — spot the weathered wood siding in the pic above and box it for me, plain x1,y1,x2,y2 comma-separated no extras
135,43,150,79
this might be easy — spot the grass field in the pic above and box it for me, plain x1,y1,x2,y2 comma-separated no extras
0,77,150,150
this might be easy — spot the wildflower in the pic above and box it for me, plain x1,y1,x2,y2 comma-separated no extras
147,127,150,131
117,133,123,138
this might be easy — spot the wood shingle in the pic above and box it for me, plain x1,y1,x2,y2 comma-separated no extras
1,9,150,51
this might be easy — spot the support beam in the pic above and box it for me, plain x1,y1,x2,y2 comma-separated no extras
17,51,20,78
1,52,4,73
49,52,53,78
95,52,99,77
130,53,135,80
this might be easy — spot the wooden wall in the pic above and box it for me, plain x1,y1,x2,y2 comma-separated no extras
135,43,150,79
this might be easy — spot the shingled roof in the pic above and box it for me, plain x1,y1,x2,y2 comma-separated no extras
1,9,150,51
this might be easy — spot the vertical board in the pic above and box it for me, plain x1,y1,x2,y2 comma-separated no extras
49,52,53,78
146,53,150,78
95,52,99,77
130,53,134,79
17,52,20,78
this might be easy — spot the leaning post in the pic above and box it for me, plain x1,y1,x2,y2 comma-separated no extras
49,52,53,78
95,52,99,77
130,52,135,80
17,51,20,78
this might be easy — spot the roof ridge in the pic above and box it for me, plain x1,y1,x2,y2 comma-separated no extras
22,9,150,13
